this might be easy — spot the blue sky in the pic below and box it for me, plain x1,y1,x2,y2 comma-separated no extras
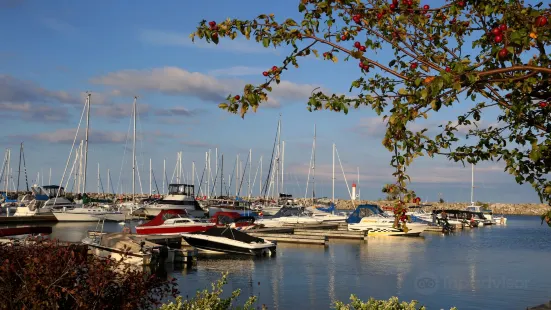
0,0,541,203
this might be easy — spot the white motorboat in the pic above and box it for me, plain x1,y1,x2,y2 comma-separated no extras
53,207,125,222
14,185,77,216
182,227,276,256
144,184,206,218
306,204,348,222
255,206,323,227
347,204,428,236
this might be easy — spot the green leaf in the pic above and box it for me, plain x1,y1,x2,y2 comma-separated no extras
398,88,407,95
298,3,306,12
262,37,270,48
420,89,428,100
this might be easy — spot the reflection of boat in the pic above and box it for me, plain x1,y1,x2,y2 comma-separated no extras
347,204,428,236
182,228,276,256
144,184,205,218
136,209,214,235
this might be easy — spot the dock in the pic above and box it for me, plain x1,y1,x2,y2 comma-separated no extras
249,232,328,245
0,215,57,224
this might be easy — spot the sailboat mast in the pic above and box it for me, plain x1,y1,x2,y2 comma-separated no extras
312,124,316,200
357,167,360,201
163,159,166,194
248,149,252,198
16,143,22,193
149,158,152,195
281,141,285,194
132,96,137,203
332,143,335,203
471,163,474,205
97,163,100,194
259,156,262,197
107,168,110,195
82,93,91,193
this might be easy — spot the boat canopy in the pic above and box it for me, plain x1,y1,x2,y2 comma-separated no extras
168,184,194,196
197,227,265,243
210,211,255,225
137,209,188,228
272,206,305,218
32,185,64,200
315,203,335,213
346,204,385,224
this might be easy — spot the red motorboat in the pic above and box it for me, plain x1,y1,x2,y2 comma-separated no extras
135,209,215,235
210,212,258,231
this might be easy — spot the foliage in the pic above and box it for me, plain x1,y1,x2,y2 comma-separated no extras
476,201,490,209
439,198,445,203
334,295,457,310
0,238,178,310
159,272,260,310
541,209,551,226
191,0,551,221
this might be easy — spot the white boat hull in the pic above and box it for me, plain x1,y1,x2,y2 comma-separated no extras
348,222,428,236
144,205,205,218
53,212,106,222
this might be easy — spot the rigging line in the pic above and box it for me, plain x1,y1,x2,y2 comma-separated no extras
262,120,279,198
21,145,29,192
227,158,236,196
16,143,22,192
335,146,353,199
197,164,206,198
237,152,250,197
116,107,133,194
151,169,160,194
55,94,88,205
99,172,105,194
209,155,221,197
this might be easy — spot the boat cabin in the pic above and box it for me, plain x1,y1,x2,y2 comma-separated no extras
163,217,205,225
168,184,194,196
271,206,307,218
210,211,256,227
31,185,65,200
346,204,386,224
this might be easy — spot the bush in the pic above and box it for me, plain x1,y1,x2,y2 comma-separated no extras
161,274,457,310
160,272,260,310
0,238,178,310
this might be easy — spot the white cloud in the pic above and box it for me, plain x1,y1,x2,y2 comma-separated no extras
41,18,77,35
90,66,323,108
208,66,267,77
140,30,276,54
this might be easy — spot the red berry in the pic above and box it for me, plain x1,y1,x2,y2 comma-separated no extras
499,24,507,32
390,3,397,11
212,33,218,40
353,15,361,24
272,66,278,71
208,21,216,28
341,34,348,40
450,18,457,24
494,35,503,43
491,27,502,36
498,48,508,59
262,71,269,77
393,0,399,4
535,16,548,27
359,45,366,52
410,62,418,69
234,95,240,100
407,0,413,6
539,101,547,108
505,93,512,99
423,4,430,10
445,66,451,73
354,41,361,48
426,14,431,18
377,13,383,20
457,1,465,7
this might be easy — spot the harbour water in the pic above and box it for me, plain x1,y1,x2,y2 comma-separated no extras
24,215,551,309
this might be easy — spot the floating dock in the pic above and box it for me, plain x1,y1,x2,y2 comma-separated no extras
249,232,328,245
0,215,57,224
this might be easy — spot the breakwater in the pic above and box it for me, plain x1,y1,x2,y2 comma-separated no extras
301,198,550,216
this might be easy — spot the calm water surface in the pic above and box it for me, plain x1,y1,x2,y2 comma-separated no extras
32,215,551,309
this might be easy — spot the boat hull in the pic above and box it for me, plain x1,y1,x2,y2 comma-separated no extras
136,224,214,235
53,212,105,222
182,234,276,256
208,207,258,217
348,223,428,236
144,206,205,218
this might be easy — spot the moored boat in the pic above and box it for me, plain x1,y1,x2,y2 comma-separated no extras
136,209,214,235
347,204,428,236
181,228,276,256
144,184,205,218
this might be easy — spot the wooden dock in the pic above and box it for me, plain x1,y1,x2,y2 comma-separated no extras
0,215,57,224
249,233,328,245
294,229,368,240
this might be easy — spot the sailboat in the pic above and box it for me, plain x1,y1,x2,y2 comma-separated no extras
52,94,125,222
464,164,507,225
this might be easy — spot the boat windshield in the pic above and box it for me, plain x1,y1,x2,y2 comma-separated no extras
168,184,194,196
273,206,304,217
41,186,65,198
162,213,185,221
